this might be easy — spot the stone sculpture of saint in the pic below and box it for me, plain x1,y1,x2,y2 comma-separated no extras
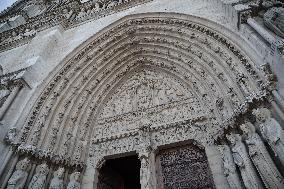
226,134,264,189
6,158,31,189
139,153,151,189
5,127,17,143
28,163,49,189
67,172,81,189
253,108,284,166
49,167,65,189
241,122,284,188
217,145,242,189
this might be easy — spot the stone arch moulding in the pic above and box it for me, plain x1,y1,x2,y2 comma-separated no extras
7,12,275,173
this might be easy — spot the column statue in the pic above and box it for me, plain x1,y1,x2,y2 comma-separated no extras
226,134,264,189
28,163,49,189
49,167,65,189
241,122,284,188
67,172,81,189
6,158,31,189
217,145,243,189
139,152,151,189
253,108,284,166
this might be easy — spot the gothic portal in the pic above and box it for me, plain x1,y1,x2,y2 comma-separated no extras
0,1,284,189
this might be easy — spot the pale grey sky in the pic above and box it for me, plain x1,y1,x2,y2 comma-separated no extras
0,0,18,12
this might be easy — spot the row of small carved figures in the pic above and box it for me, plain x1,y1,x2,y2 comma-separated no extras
0,0,135,46
5,159,81,189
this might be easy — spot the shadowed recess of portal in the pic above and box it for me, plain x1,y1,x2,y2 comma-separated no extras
98,155,141,189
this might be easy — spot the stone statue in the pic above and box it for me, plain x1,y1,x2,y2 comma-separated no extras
107,0,118,8
67,172,81,189
28,163,49,189
5,127,17,143
226,134,264,189
241,122,284,188
139,153,151,189
217,145,243,189
264,7,284,38
6,158,31,189
253,108,284,166
49,167,65,189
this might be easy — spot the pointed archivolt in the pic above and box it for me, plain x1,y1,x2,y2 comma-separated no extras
12,13,272,168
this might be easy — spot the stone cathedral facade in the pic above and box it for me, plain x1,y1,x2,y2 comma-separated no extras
0,0,284,188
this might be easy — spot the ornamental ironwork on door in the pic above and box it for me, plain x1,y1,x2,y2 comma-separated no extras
156,144,215,189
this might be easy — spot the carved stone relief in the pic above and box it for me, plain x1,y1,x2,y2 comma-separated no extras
227,134,264,189
28,163,49,189
157,145,215,189
49,167,65,189
217,145,242,189
0,0,153,52
4,15,273,184
241,122,284,188
6,158,31,189
67,172,81,189
264,7,284,38
253,108,284,166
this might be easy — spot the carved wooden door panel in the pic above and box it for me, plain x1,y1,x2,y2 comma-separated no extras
156,145,215,189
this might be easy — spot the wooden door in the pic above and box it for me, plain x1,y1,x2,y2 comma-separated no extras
156,145,215,189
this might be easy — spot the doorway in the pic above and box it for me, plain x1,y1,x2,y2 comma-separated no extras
97,154,141,189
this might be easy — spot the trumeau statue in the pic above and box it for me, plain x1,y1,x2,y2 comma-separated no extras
217,145,243,189
28,163,49,189
226,134,264,189
241,122,284,188
253,108,284,166
67,172,81,189
139,153,151,189
6,158,31,189
49,167,65,189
